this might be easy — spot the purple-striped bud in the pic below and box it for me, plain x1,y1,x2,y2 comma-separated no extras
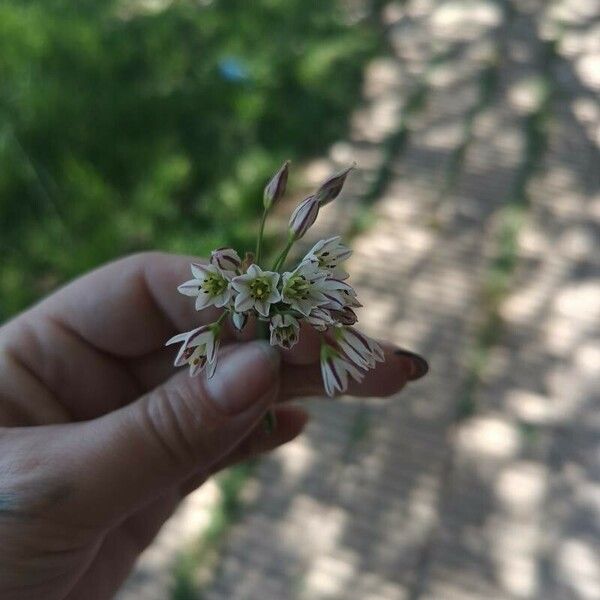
263,160,290,209
314,164,355,206
329,306,358,326
210,247,241,272
289,195,319,240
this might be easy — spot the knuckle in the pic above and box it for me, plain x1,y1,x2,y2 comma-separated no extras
140,382,215,468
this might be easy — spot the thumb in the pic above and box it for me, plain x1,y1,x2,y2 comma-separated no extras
57,341,280,527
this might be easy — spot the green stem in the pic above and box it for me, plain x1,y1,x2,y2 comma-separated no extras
272,234,295,271
255,209,268,266
255,319,277,433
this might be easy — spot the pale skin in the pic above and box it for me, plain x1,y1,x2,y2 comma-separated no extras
0,252,420,600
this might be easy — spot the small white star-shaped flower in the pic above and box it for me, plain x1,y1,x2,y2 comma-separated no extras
166,324,220,377
231,264,281,317
177,263,234,311
281,259,329,316
304,236,352,280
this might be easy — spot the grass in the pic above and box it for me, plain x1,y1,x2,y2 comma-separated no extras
0,0,380,321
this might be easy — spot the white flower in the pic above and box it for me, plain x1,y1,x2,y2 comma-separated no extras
319,278,359,311
340,286,362,308
333,326,385,369
177,263,233,311
269,313,300,350
304,236,352,280
231,264,281,317
320,343,364,397
166,324,220,377
306,306,335,331
210,247,241,272
281,259,329,316
289,195,319,240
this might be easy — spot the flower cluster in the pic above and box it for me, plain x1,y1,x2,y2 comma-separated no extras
167,162,384,396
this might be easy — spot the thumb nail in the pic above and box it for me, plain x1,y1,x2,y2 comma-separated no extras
204,341,280,414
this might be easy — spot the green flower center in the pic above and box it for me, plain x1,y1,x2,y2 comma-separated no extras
278,325,296,342
201,273,228,296
249,276,272,300
284,274,310,300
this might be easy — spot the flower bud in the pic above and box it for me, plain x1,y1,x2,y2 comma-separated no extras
210,247,241,272
314,164,355,206
288,195,319,240
263,160,290,209
329,306,358,326
231,311,248,331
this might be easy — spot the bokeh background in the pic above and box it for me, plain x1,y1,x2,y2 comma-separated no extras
1,0,599,599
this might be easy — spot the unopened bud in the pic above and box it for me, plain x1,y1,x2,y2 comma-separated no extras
232,311,248,331
289,195,319,240
330,307,358,326
314,164,355,206
263,160,290,209
210,247,242,272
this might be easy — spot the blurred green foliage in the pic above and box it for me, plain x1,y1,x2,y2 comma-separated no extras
0,0,378,320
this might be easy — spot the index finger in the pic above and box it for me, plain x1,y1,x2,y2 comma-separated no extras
37,252,217,358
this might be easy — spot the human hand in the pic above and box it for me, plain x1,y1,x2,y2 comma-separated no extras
0,252,426,600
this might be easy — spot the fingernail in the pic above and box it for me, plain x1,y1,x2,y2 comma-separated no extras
205,341,280,414
394,349,429,381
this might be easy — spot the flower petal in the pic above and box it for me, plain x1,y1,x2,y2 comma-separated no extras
195,293,213,311
191,263,211,279
178,279,202,296
213,287,232,308
206,356,218,379
255,300,270,317
165,331,191,346
235,292,254,313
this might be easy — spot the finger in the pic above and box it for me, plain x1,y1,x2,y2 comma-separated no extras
127,342,243,394
64,492,180,600
47,341,280,528
31,252,228,358
179,405,309,497
128,339,424,401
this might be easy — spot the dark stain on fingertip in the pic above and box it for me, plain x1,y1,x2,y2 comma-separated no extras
394,349,429,381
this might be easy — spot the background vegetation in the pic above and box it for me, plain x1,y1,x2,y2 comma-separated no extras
0,0,379,320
